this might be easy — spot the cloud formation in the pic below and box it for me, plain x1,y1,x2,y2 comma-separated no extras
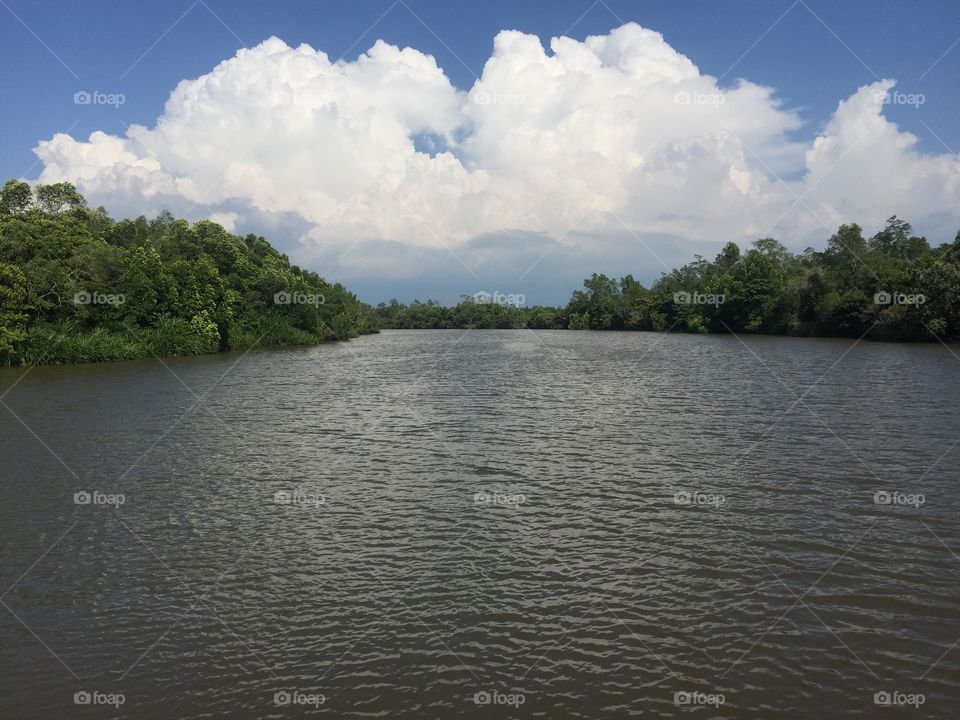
33,23,960,300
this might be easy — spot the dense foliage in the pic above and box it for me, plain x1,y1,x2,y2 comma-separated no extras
0,179,376,365
376,218,960,342
375,297,560,330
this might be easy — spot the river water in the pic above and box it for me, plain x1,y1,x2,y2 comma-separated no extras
1,329,958,718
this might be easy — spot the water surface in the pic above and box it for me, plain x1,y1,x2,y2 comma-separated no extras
1,330,959,718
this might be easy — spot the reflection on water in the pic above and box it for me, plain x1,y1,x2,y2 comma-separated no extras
1,330,959,718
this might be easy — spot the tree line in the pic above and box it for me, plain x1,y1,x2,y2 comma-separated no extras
2,175,955,367
0,179,377,365
375,218,960,342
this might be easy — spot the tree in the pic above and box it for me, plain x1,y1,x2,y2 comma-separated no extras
0,180,32,215
568,311,590,330
0,177,378,364
35,182,86,215
869,216,929,260
370,213,960,342
0,263,27,353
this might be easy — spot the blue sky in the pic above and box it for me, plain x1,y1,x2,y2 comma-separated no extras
2,0,959,304
2,0,958,177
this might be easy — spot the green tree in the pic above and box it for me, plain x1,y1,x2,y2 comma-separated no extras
0,180,32,215
869,216,929,260
568,311,591,330
35,182,87,215
0,262,27,352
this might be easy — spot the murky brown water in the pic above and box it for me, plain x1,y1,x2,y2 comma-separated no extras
1,329,959,718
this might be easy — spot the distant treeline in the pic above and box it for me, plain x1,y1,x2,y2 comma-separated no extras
0,179,377,365
376,218,960,342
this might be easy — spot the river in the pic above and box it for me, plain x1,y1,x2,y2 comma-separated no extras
1,329,958,717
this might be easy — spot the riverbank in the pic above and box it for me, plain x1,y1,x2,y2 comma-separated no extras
374,218,960,343
0,180,378,366
5,321,379,366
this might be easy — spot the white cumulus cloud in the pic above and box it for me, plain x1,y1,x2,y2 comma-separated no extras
32,23,960,300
